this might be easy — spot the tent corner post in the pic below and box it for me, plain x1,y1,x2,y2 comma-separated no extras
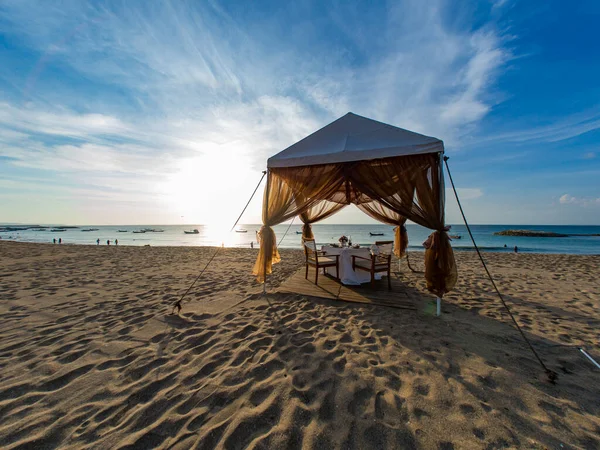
262,169,270,295
436,297,441,316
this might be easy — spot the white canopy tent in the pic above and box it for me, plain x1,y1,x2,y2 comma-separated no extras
254,112,457,299
268,112,444,168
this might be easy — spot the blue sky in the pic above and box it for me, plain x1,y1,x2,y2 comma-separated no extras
0,0,599,225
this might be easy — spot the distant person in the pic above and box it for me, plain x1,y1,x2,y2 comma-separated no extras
53,238,56,244
514,245,518,253
250,241,254,249
504,244,507,248
58,238,62,244
97,238,100,245
115,239,118,246
107,239,110,245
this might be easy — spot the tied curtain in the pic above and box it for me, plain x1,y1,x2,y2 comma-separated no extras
348,154,457,296
253,153,457,296
300,200,347,241
252,165,346,282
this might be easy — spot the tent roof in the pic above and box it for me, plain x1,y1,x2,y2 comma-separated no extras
268,112,444,168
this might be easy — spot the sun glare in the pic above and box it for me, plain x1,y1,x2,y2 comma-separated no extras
160,149,255,234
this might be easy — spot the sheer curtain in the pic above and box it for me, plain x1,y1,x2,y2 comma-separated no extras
253,154,457,296
348,154,457,295
252,166,345,282
357,202,408,258
299,200,347,241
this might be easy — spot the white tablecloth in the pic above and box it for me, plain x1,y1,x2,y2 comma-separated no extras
320,245,384,285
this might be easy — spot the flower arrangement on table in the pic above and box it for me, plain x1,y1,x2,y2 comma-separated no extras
338,235,349,246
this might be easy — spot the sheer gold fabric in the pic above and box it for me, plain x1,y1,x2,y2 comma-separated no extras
253,153,457,295
424,231,458,297
357,202,408,258
252,165,345,282
300,200,346,241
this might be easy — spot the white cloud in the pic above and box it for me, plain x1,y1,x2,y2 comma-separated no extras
472,110,600,146
492,0,510,9
559,194,600,207
440,31,508,127
446,188,484,201
0,1,512,224
0,103,128,139
583,151,596,160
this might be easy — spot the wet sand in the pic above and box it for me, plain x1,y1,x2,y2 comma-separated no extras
0,241,599,449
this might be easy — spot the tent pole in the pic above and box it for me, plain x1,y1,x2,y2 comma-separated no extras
436,297,441,316
263,169,270,295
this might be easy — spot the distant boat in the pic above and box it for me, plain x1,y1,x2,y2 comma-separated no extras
184,229,199,234
50,229,66,232
449,235,461,239
132,230,146,234
369,232,384,236
296,231,303,234
81,228,99,232
235,229,248,233
118,230,128,232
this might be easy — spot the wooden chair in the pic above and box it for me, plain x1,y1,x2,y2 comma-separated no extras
304,239,339,285
352,241,393,289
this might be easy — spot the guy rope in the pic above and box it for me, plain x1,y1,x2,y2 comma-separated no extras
444,156,558,383
171,171,266,314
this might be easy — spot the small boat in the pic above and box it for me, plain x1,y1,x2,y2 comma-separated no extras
50,229,66,232
118,230,128,232
184,229,199,235
132,230,146,234
449,235,461,239
296,231,303,234
81,228,99,232
369,232,384,236
235,229,248,233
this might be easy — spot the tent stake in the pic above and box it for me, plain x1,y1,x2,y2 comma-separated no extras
436,297,441,316
580,348,600,370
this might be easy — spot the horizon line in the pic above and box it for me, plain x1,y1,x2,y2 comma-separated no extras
2,223,599,227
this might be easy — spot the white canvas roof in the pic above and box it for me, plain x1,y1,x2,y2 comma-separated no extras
268,112,444,168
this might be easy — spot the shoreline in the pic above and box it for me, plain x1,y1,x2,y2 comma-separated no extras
1,239,598,256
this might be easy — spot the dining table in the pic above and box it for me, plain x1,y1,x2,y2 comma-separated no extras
320,245,384,286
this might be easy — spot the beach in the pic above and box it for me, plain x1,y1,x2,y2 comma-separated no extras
1,241,599,449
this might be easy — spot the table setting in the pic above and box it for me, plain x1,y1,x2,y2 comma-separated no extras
320,235,385,285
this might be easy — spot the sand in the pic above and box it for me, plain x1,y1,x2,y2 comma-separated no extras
0,241,599,449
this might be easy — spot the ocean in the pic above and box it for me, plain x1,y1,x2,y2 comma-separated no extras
2,224,600,255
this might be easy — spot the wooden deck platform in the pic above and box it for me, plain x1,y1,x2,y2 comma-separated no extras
275,267,418,310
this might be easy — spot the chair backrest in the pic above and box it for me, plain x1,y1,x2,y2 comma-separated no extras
303,239,317,259
376,241,393,257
